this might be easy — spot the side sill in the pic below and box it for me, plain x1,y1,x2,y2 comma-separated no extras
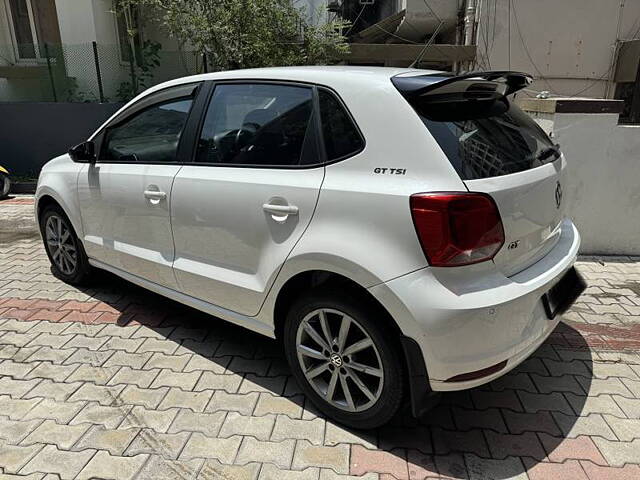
88,259,275,339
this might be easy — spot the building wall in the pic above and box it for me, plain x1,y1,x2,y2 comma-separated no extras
525,109,640,255
475,0,640,98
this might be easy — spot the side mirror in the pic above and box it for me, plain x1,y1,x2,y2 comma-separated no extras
69,141,96,163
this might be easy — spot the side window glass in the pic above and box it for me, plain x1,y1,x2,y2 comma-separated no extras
319,89,363,161
102,98,193,163
196,83,314,166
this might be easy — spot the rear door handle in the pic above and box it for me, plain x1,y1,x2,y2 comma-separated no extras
144,190,167,200
262,203,299,216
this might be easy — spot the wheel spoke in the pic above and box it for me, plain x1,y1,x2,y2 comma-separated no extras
318,310,334,348
337,315,351,352
343,338,373,356
306,362,329,379
303,322,330,351
56,217,62,240
339,373,356,411
60,230,70,243
46,222,56,241
297,344,325,360
326,369,339,401
348,361,382,377
52,248,61,260
348,369,376,401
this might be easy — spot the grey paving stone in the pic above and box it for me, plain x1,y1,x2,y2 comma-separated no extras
125,429,190,459
516,391,573,415
119,406,178,433
66,364,120,385
272,416,325,446
144,352,192,372
593,438,640,467
168,410,226,437
23,347,75,364
291,441,349,474
182,354,228,374
0,417,42,444
238,375,286,395
74,424,140,455
199,459,260,480
107,367,160,388
150,369,201,391
20,444,96,479
219,412,276,441
22,398,86,424
195,372,243,393
464,454,527,480
63,335,107,351
67,383,125,406
235,438,295,469
135,456,203,480
253,393,303,418
0,441,43,473
99,336,145,353
603,415,640,441
117,385,169,409
324,422,377,449
0,377,42,398
551,412,617,440
259,464,319,480
24,362,78,383
21,379,82,402
0,396,42,420
104,351,153,370
76,451,148,480
206,391,259,416
180,433,242,463
0,359,36,378
158,388,212,412
565,392,626,416
63,348,113,367
137,337,179,355
614,396,640,418
70,403,132,429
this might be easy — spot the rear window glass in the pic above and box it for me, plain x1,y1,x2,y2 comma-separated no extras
412,96,558,180
318,89,363,161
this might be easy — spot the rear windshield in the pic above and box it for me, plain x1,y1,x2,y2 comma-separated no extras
411,96,558,180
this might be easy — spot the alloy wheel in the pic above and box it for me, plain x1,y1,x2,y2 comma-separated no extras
45,214,77,275
295,308,384,412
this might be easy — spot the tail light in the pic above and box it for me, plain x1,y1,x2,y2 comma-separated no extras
410,192,504,267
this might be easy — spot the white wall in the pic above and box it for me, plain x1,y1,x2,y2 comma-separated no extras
528,111,640,255
475,0,640,98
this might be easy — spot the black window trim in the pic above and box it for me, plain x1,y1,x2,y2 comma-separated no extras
184,79,366,170
93,82,203,166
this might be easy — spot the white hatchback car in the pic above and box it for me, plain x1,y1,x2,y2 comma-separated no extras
36,66,585,428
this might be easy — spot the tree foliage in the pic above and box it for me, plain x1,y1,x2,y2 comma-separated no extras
116,0,350,70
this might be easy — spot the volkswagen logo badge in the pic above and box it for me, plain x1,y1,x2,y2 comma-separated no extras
329,353,343,367
555,181,562,209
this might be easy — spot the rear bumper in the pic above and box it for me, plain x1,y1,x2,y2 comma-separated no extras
370,218,581,391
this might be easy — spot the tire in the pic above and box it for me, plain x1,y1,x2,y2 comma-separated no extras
0,173,9,199
39,204,93,285
283,287,404,429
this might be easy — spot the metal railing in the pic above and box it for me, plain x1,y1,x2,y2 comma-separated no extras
0,42,208,103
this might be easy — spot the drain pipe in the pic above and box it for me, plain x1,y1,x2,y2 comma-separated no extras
463,0,477,46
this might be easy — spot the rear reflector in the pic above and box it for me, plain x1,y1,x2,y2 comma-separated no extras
445,360,508,382
410,192,504,267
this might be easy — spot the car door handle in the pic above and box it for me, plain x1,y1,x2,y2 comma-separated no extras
262,203,299,216
143,190,167,200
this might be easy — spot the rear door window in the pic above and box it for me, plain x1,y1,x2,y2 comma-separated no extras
406,92,558,180
318,88,364,161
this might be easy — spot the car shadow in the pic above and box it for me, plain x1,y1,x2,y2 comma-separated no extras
87,271,593,479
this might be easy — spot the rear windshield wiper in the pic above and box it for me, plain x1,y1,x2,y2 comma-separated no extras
537,143,561,161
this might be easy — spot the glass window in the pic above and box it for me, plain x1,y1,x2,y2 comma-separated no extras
407,95,558,180
318,89,363,161
8,0,61,59
195,83,315,166
101,98,193,163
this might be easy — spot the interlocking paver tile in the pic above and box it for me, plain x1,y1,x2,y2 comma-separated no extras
135,455,203,480
501,410,561,435
219,411,275,441
168,410,226,437
119,406,178,432
464,454,527,480
67,383,125,406
103,351,152,369
259,464,319,480
578,376,635,397
613,395,640,418
484,430,546,461
21,420,89,450
117,385,169,409
22,398,86,424
451,407,508,433
24,362,77,382
194,372,243,393
21,379,82,402
238,374,287,395
124,429,190,459
271,416,324,445
76,451,148,480
150,369,201,390
0,441,43,473
432,427,489,457
378,426,432,452
603,414,640,441
198,459,260,480
540,434,607,465
565,392,627,416
580,461,640,480
107,367,159,388
517,391,573,414
182,354,228,374
236,438,296,469
144,352,191,372
0,396,42,420
20,444,96,479
0,377,41,398
552,412,617,440
0,417,42,444
63,348,113,367
319,470,379,480
350,445,407,480
324,422,376,449
253,393,301,418
524,458,587,480
65,364,120,385
207,391,260,416
70,403,131,429
158,388,212,412
471,389,522,411
180,433,242,463
73,424,140,455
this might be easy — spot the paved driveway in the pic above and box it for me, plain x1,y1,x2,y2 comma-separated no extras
1,195,640,480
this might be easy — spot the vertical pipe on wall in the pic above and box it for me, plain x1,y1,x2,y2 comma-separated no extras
92,42,105,103
44,43,57,102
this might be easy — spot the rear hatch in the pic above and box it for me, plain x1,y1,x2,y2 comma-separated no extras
393,71,565,276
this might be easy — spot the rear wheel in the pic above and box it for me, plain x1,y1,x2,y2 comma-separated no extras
0,173,9,199
284,288,404,429
39,204,93,285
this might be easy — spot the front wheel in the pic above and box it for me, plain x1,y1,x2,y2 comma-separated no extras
39,204,93,285
283,288,404,429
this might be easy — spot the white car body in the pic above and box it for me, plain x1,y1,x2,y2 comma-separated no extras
36,66,581,411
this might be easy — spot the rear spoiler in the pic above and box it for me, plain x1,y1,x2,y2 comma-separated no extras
392,71,533,99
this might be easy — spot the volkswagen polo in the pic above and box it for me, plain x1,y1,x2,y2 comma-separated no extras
35,67,585,428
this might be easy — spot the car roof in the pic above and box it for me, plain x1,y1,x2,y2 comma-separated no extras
143,65,443,96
